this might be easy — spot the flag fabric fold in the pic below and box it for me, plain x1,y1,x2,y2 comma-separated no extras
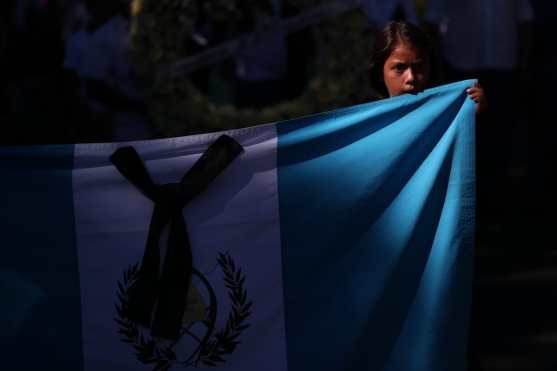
1,80,476,371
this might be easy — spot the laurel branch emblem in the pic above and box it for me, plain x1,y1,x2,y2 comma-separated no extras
115,252,252,371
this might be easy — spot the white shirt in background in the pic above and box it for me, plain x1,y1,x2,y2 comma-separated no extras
425,0,534,71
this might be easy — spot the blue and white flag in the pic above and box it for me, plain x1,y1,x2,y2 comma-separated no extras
1,80,476,371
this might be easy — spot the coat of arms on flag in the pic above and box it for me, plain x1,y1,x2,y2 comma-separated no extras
110,135,254,370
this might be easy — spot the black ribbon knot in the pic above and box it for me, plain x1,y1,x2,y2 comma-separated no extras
110,135,243,340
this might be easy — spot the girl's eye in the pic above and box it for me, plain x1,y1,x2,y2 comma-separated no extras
395,64,406,72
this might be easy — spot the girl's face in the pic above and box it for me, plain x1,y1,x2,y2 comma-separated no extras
383,42,431,97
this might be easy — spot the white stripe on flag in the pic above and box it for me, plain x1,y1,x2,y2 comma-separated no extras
73,124,288,371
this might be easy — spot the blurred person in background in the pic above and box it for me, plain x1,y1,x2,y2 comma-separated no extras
80,0,153,141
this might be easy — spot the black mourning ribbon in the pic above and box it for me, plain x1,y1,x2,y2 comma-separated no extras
110,135,243,340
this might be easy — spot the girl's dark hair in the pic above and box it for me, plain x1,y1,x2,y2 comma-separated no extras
368,21,437,98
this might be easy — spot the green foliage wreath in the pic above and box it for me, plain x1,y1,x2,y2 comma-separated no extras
130,0,375,137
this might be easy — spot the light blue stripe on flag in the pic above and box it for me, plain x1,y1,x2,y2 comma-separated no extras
277,80,476,371
0,145,84,370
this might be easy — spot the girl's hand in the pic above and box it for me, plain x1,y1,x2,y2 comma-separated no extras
466,82,487,114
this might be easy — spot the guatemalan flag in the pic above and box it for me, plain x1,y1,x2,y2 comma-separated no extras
1,80,475,371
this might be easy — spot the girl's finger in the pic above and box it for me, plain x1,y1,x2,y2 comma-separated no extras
468,94,481,102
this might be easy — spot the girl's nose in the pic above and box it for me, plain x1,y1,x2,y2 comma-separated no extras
405,69,415,83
